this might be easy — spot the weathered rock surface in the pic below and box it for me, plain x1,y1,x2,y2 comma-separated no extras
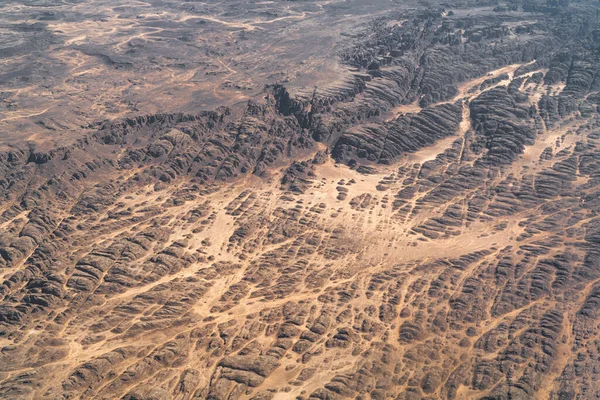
1,1,600,399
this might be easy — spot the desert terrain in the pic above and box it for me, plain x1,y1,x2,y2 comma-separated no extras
1,0,600,399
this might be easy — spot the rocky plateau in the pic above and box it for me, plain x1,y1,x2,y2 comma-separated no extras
1,0,600,399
